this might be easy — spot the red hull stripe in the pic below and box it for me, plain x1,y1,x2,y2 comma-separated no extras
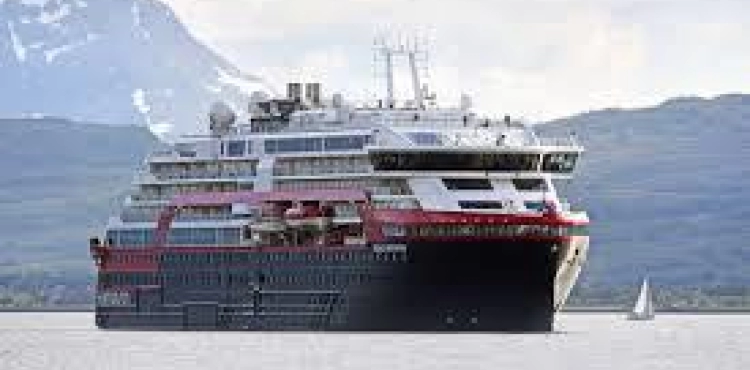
392,235,573,243
94,235,578,272
372,209,588,226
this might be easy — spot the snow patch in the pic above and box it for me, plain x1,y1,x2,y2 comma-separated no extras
132,88,174,138
43,33,98,62
38,2,71,24
132,89,151,114
44,34,98,63
7,21,27,62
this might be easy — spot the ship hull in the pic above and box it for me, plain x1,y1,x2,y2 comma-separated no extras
95,238,580,332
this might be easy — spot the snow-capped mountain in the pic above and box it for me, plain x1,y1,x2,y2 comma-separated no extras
0,0,270,139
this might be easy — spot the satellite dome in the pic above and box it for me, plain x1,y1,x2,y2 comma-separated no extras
209,101,237,135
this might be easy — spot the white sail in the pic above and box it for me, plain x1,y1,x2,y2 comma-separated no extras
628,278,655,320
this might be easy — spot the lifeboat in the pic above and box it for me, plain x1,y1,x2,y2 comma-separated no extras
249,203,286,232
284,205,329,229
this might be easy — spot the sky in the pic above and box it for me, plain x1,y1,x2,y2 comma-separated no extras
161,0,750,121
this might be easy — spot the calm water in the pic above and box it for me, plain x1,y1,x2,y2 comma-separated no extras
0,312,747,369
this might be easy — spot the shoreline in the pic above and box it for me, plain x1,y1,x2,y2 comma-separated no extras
563,306,750,314
1,306,749,314
0,306,93,313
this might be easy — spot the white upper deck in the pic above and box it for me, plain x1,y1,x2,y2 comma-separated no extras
106,44,588,235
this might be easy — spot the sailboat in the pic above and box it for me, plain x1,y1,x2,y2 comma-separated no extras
628,278,655,320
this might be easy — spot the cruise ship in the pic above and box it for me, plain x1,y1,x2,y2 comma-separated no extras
90,45,589,331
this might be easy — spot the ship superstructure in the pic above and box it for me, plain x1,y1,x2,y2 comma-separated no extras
90,45,589,331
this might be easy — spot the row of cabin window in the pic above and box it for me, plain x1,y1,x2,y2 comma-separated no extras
122,206,234,223
107,228,241,247
274,179,412,196
108,254,155,264
273,156,371,176
150,161,257,179
136,183,241,201
95,291,132,307
166,270,383,287
100,273,155,286
224,135,371,157
266,135,371,154
100,270,382,288
385,224,572,238
371,152,578,173
161,250,406,265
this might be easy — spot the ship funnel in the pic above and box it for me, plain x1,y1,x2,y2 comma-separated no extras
287,82,303,102
305,82,322,106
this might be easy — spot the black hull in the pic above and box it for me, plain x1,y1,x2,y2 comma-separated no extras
96,240,557,332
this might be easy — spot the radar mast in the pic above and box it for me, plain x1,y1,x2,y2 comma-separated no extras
374,35,430,109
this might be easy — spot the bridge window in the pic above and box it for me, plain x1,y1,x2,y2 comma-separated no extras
226,140,247,157
443,178,493,190
407,132,443,146
524,201,546,212
512,179,547,191
458,201,505,209
542,153,578,173
371,152,539,172
265,137,323,154
324,135,371,151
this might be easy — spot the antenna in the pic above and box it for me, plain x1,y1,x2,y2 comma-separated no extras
373,32,430,109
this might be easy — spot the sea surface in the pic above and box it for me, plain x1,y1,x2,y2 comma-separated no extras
0,312,747,369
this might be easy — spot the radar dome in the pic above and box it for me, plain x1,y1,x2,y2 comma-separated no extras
209,101,237,136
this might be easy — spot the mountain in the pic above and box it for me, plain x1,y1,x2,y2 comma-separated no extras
0,0,269,138
540,94,750,287
0,118,157,282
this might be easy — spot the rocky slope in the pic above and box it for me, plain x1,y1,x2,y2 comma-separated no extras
0,0,269,139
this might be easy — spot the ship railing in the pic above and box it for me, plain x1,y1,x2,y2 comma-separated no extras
273,166,373,177
139,171,257,182
175,213,235,221
129,194,164,202
120,212,235,223
129,192,178,202
149,149,176,158
119,213,159,222
535,136,580,148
